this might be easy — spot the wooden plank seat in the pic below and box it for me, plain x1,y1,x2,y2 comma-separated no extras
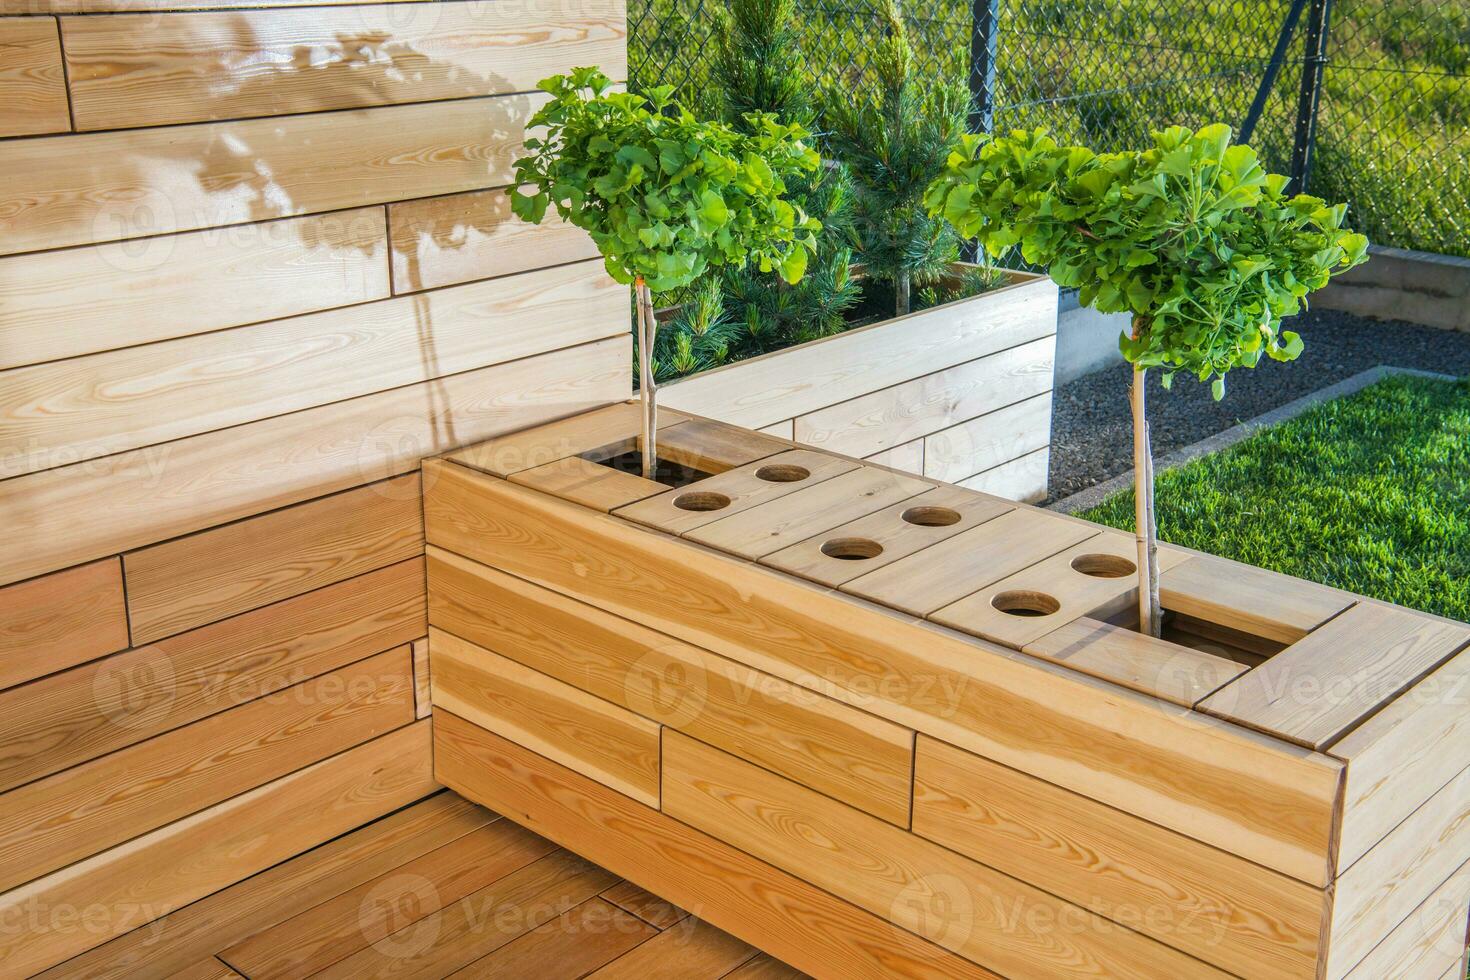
423,402,1470,980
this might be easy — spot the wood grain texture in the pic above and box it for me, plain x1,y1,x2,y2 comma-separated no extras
35,793,493,979
863,436,923,474
660,273,1057,429
412,637,431,719
1022,617,1247,707
449,400,677,477
685,464,934,559
0,721,436,978
0,259,622,477
662,730,1225,979
599,881,686,930
219,817,557,978
653,416,792,473
171,958,245,980
0,208,388,372
923,392,1052,484
1333,646,1470,872
794,336,1054,459
1343,858,1470,980
447,897,657,979
955,446,1050,503
423,465,1345,885
124,475,424,643
587,917,756,979
63,0,626,130
842,506,1097,617
0,558,424,792
0,647,415,893
430,627,662,806
433,709,1002,980
0,92,549,256
723,954,806,980
510,455,667,513
761,484,1010,588
1326,764,1470,978
390,190,600,293
427,548,915,824
0,335,627,586
912,736,1325,977
1161,555,1354,646
1199,602,1470,749
0,17,68,137
0,557,126,691
756,420,795,440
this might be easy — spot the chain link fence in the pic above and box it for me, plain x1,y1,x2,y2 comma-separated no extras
629,0,1467,257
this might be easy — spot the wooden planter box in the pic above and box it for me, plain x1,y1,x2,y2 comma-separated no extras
659,266,1059,502
424,403,1470,980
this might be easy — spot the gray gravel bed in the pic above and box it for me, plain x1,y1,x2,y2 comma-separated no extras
1046,307,1470,504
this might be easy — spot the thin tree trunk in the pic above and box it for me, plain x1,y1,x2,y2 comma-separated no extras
635,278,658,480
1130,363,1162,637
896,271,911,317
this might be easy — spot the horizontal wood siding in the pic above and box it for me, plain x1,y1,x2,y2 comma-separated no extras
0,0,626,968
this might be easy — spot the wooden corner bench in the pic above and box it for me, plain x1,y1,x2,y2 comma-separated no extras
422,401,1470,980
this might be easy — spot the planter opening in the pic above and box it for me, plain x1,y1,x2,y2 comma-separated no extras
1071,553,1136,578
587,449,715,489
673,491,732,512
756,463,811,483
993,590,1062,617
901,505,962,527
820,537,884,560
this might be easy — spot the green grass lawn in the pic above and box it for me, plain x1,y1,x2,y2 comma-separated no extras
1081,375,1470,622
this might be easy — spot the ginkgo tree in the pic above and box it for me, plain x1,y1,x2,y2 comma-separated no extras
509,67,821,478
927,124,1368,635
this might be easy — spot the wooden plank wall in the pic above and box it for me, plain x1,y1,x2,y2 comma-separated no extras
0,1,627,973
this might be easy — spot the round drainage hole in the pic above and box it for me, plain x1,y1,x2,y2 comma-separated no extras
673,491,731,512
755,464,810,483
1070,553,1136,578
901,505,962,527
820,537,884,561
992,590,1061,617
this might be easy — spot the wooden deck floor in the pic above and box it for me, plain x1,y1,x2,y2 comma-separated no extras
42,792,806,979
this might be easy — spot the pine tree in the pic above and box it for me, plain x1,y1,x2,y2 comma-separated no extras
824,0,968,317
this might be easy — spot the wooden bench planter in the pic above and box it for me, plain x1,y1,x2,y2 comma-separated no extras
423,402,1470,980
659,267,1059,501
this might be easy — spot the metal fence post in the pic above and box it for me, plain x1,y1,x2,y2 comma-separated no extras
1290,0,1333,193
969,0,1000,134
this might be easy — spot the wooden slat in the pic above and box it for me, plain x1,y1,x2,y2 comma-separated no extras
0,17,68,137
587,918,756,979
599,881,686,930
510,455,667,513
449,401,678,478
923,391,1052,484
1021,617,1247,707
1343,858,1470,980
434,709,1002,980
912,735,1325,977
431,627,662,806
0,259,622,478
794,336,1054,458
171,958,245,980
1200,602,1470,749
662,730,1226,979
448,897,657,979
756,420,795,440
842,507,1097,617
761,485,1010,588
7,0,428,9
0,335,627,586
0,721,436,978
124,475,424,643
220,818,557,978
427,549,915,825
863,436,923,473
0,92,548,257
0,647,414,892
423,462,1345,885
0,558,424,792
929,533,1192,649
0,208,388,372
956,446,1050,503
0,558,126,691
684,464,934,559
1326,764,1470,978
1161,555,1354,646
412,637,432,719
723,954,807,980
652,416,792,474
35,794,493,979
390,188,599,293
659,274,1057,429
1333,646,1470,871
312,848,616,978
63,1,626,130
614,450,859,536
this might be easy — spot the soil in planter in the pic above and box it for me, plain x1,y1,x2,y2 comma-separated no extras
589,450,714,489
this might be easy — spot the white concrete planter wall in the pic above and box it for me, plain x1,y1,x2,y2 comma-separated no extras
659,268,1060,502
